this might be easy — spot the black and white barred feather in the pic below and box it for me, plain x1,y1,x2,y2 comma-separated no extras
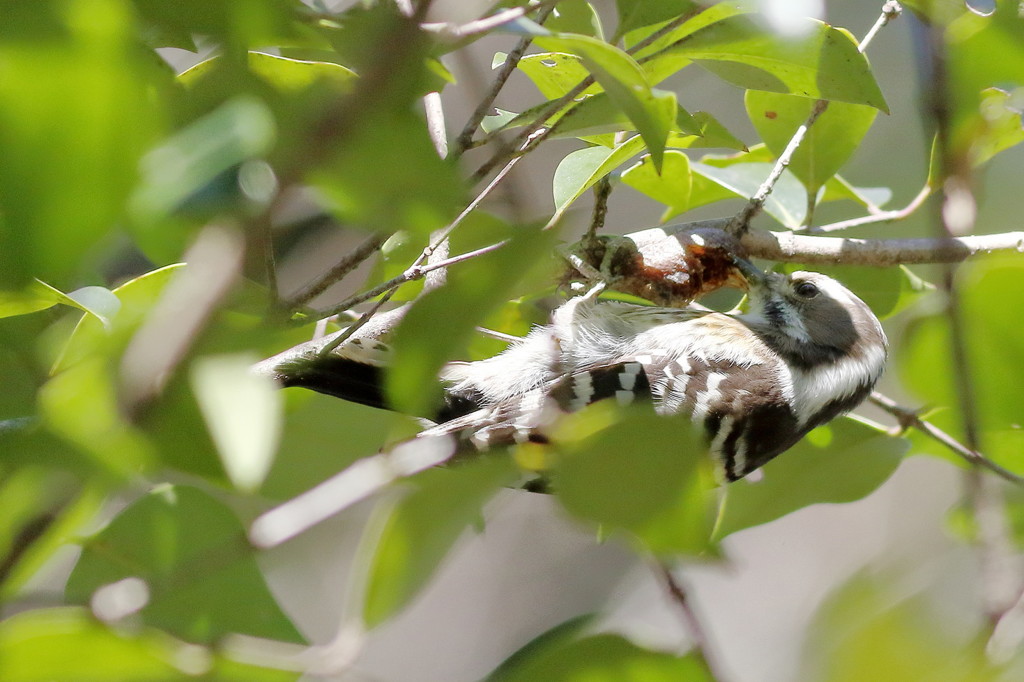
282,269,887,482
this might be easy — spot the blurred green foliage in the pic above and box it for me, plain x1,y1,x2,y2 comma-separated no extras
0,0,1022,679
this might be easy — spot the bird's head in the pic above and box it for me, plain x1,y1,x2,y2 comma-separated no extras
731,257,888,370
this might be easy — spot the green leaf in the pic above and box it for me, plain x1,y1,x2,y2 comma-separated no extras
691,160,807,227
899,254,1024,461
190,353,282,493
534,34,675,169
0,607,299,681
363,457,517,627
553,136,647,218
261,390,420,500
970,87,1024,168
130,96,277,223
621,150,692,221
485,615,596,681
546,0,604,39
518,52,601,99
386,226,557,416
946,7,1024,159
53,264,185,373
714,417,907,539
679,111,748,151
615,0,698,38
551,404,717,555
0,475,105,601
180,51,357,92
0,283,61,319
34,281,121,329
487,632,712,682
820,175,893,211
657,14,888,110
38,359,154,480
0,0,162,287
66,485,305,645
802,576,999,682
746,91,878,195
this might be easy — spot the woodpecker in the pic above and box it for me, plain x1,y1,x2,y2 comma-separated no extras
277,258,887,482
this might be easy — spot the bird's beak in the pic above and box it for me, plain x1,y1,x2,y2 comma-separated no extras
730,254,767,290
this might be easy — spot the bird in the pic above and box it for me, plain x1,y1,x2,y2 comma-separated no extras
275,257,888,482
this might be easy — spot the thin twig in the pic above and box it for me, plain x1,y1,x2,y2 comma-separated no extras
868,393,1024,486
806,184,931,234
421,0,563,40
256,213,280,307
652,561,728,681
586,175,612,243
308,240,509,326
306,148,527,324
726,2,902,237
287,232,390,310
317,288,398,358
453,4,558,156
471,78,592,183
727,99,830,236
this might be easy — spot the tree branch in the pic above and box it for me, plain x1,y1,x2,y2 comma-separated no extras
923,8,1020,628
737,228,1024,265
286,232,390,311
652,561,728,681
421,0,563,40
868,393,1024,486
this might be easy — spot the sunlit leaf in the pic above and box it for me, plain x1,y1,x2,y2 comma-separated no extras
53,264,185,373
487,631,712,682
191,353,282,493
615,0,698,38
621,150,692,221
552,136,647,218
534,34,675,169
34,281,121,329
178,51,357,92
691,160,807,227
0,284,61,319
641,13,888,110
746,91,878,196
0,607,299,681
802,576,1000,682
546,0,604,39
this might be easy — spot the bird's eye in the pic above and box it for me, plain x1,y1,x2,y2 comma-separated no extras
794,281,819,298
